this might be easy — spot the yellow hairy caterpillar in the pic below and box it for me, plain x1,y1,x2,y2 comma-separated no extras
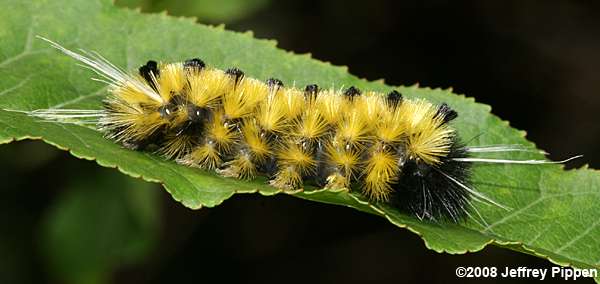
27,37,581,223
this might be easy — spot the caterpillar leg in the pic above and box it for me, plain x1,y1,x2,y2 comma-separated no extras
269,165,303,192
270,140,317,192
217,151,257,179
322,143,360,192
323,172,350,192
177,143,222,170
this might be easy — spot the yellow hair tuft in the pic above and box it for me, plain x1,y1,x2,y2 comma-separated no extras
276,141,317,173
187,68,230,108
363,149,398,201
400,99,454,165
292,101,329,140
316,89,347,125
206,110,237,154
240,119,271,162
255,87,291,133
157,63,185,102
325,142,361,178
222,77,266,119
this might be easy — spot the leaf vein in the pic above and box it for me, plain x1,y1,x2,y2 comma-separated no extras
555,218,600,254
483,191,599,232
0,75,31,97
0,24,48,68
60,124,93,150
48,86,107,109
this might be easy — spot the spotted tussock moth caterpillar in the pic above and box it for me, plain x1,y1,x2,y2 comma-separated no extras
22,37,581,223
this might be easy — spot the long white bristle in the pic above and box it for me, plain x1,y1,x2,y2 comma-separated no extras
437,168,511,211
452,155,583,165
36,36,163,103
465,144,547,154
27,109,106,126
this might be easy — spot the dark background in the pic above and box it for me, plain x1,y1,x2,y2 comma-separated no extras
2,1,599,283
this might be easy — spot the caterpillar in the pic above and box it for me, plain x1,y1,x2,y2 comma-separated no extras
26,37,580,223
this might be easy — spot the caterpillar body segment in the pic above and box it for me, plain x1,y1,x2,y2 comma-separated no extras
98,56,469,221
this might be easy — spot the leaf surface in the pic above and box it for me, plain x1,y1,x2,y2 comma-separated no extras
0,0,598,275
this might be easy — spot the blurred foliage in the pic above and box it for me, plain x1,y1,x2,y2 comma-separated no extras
0,142,60,284
115,0,270,23
41,170,160,284
0,142,160,284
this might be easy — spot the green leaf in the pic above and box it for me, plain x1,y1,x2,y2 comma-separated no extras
115,0,270,23
0,0,598,277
